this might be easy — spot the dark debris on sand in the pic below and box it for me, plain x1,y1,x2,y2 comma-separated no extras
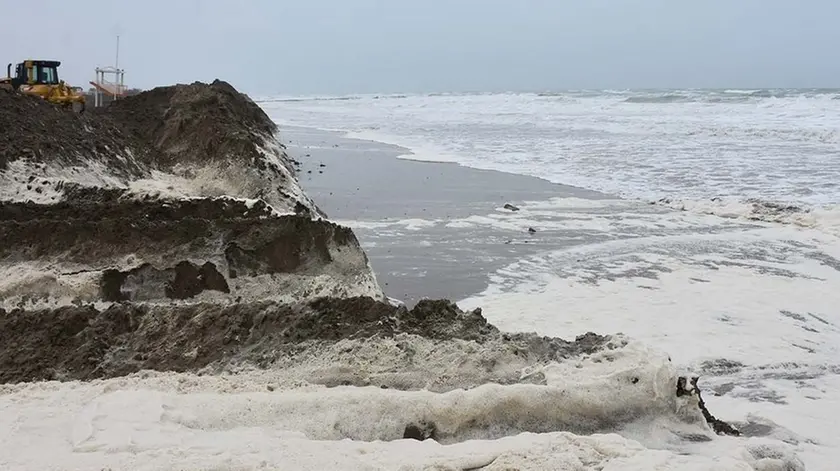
0,88,153,176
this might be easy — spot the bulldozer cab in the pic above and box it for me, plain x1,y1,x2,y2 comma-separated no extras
6,60,62,89
3,59,85,112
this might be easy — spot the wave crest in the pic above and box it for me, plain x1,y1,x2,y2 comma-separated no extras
624,94,692,104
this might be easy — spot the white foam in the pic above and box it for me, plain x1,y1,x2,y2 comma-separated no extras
708,373,840,468
458,221,840,469
462,250,840,366
0,157,134,203
0,262,103,309
341,196,758,237
0,154,302,220
259,92,840,469
334,217,441,232
0,258,383,311
344,129,465,164
659,197,840,238
0,337,801,470
125,137,318,215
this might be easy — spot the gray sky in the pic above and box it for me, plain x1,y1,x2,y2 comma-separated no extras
3,0,838,95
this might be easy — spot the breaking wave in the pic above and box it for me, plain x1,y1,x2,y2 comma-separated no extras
255,94,412,104
620,89,838,104
624,94,694,104
256,95,365,103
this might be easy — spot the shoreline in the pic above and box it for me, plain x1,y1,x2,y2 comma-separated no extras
284,124,821,307
280,122,620,199
285,123,614,199
283,124,619,306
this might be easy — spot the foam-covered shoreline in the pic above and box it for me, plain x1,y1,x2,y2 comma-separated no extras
0,84,806,470
264,92,839,469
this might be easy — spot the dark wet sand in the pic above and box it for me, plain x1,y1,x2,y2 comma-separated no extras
283,125,611,306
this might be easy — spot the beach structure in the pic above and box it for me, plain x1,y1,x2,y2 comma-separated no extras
89,35,127,107
90,66,126,107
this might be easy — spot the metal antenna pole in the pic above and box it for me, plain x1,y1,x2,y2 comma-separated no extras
116,35,120,69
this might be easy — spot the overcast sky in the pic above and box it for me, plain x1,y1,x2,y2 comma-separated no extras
3,0,838,95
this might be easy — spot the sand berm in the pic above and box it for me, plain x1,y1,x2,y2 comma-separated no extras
0,82,748,454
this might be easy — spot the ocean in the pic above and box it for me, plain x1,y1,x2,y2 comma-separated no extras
261,89,840,469
261,88,840,205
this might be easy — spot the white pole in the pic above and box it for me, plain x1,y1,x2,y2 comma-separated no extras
116,35,120,70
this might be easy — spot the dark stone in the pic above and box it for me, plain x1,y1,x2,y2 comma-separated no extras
98,261,230,302
200,262,230,292
294,201,312,217
403,421,438,441
503,203,520,211
101,269,130,302
166,261,230,299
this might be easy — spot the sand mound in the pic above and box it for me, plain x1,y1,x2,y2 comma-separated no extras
0,81,319,214
102,80,274,168
0,190,381,310
0,81,382,309
103,80,322,214
0,297,609,384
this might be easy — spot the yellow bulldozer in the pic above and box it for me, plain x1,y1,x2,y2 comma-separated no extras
1,60,86,112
